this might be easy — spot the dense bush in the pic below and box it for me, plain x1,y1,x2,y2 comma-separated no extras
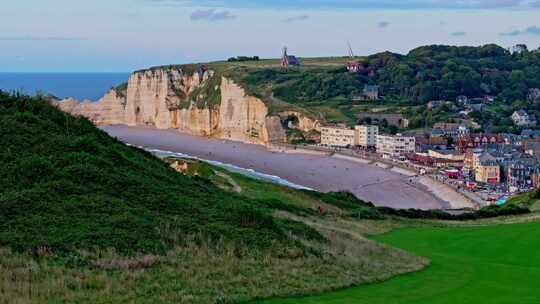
312,191,530,221
377,204,530,221
228,56,260,62
307,191,385,220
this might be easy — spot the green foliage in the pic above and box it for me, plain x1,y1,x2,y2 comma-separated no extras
135,63,202,75
307,191,529,221
0,93,309,255
228,56,260,62
186,73,222,109
307,192,385,219
377,203,530,220
113,82,128,99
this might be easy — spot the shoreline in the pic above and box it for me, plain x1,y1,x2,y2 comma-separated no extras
102,125,475,210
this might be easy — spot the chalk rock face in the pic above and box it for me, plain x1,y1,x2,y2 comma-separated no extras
217,77,272,145
124,69,210,129
55,66,319,145
55,90,127,125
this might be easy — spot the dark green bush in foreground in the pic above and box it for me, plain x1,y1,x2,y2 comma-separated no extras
0,93,311,255
314,191,530,221
378,204,530,220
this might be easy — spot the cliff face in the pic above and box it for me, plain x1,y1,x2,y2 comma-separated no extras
56,67,319,145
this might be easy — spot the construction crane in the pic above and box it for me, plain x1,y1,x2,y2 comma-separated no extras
347,41,355,58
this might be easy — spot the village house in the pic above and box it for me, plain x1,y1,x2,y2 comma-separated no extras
428,150,465,163
467,103,484,112
431,123,470,138
362,85,379,101
507,162,540,188
475,160,501,184
522,129,540,139
523,140,540,156
456,95,469,105
530,168,540,189
377,134,416,158
528,88,540,103
512,110,537,127
347,61,361,73
457,134,506,153
427,100,445,109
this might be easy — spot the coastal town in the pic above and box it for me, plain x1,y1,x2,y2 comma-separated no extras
316,108,540,206
266,44,540,207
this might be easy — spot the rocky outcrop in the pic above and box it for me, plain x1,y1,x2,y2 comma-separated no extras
55,66,319,146
56,90,126,125
278,111,321,131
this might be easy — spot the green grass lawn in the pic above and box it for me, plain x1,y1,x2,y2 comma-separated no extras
257,220,540,304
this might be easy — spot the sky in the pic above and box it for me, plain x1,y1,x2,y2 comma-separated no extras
2,0,540,72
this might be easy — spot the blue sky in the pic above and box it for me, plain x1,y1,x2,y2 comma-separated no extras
2,0,540,72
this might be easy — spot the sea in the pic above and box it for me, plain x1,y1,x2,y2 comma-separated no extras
0,72,130,101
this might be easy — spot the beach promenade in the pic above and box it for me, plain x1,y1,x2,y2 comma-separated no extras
102,125,476,210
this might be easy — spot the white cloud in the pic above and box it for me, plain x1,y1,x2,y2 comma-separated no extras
190,9,236,21
500,26,540,36
284,15,310,23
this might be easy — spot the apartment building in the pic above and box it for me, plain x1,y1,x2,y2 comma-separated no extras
376,134,416,158
354,125,378,147
321,126,356,147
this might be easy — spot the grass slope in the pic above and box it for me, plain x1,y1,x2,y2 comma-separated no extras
260,220,540,304
0,93,425,304
0,92,312,255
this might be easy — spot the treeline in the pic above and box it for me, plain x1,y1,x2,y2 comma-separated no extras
243,44,540,105
306,191,531,221
373,44,540,103
228,56,260,62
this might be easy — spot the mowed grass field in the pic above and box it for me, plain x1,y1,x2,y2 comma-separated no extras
257,220,540,304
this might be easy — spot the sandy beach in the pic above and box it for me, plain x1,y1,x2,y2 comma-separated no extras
102,125,472,210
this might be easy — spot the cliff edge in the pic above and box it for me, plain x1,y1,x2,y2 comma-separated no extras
55,65,320,145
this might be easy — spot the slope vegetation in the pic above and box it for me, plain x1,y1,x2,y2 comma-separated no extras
0,93,302,255
0,93,423,303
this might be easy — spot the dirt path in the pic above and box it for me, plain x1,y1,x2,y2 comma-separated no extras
215,171,242,193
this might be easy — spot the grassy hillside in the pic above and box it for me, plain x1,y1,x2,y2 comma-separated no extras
0,92,427,303
260,218,540,304
507,190,540,211
0,93,306,255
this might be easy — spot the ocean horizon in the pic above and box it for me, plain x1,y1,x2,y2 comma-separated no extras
0,72,130,101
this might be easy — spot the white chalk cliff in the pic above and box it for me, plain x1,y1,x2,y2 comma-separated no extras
55,66,319,145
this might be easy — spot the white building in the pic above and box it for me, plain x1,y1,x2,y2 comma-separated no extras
354,125,378,147
321,126,356,147
512,110,537,127
376,134,416,158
